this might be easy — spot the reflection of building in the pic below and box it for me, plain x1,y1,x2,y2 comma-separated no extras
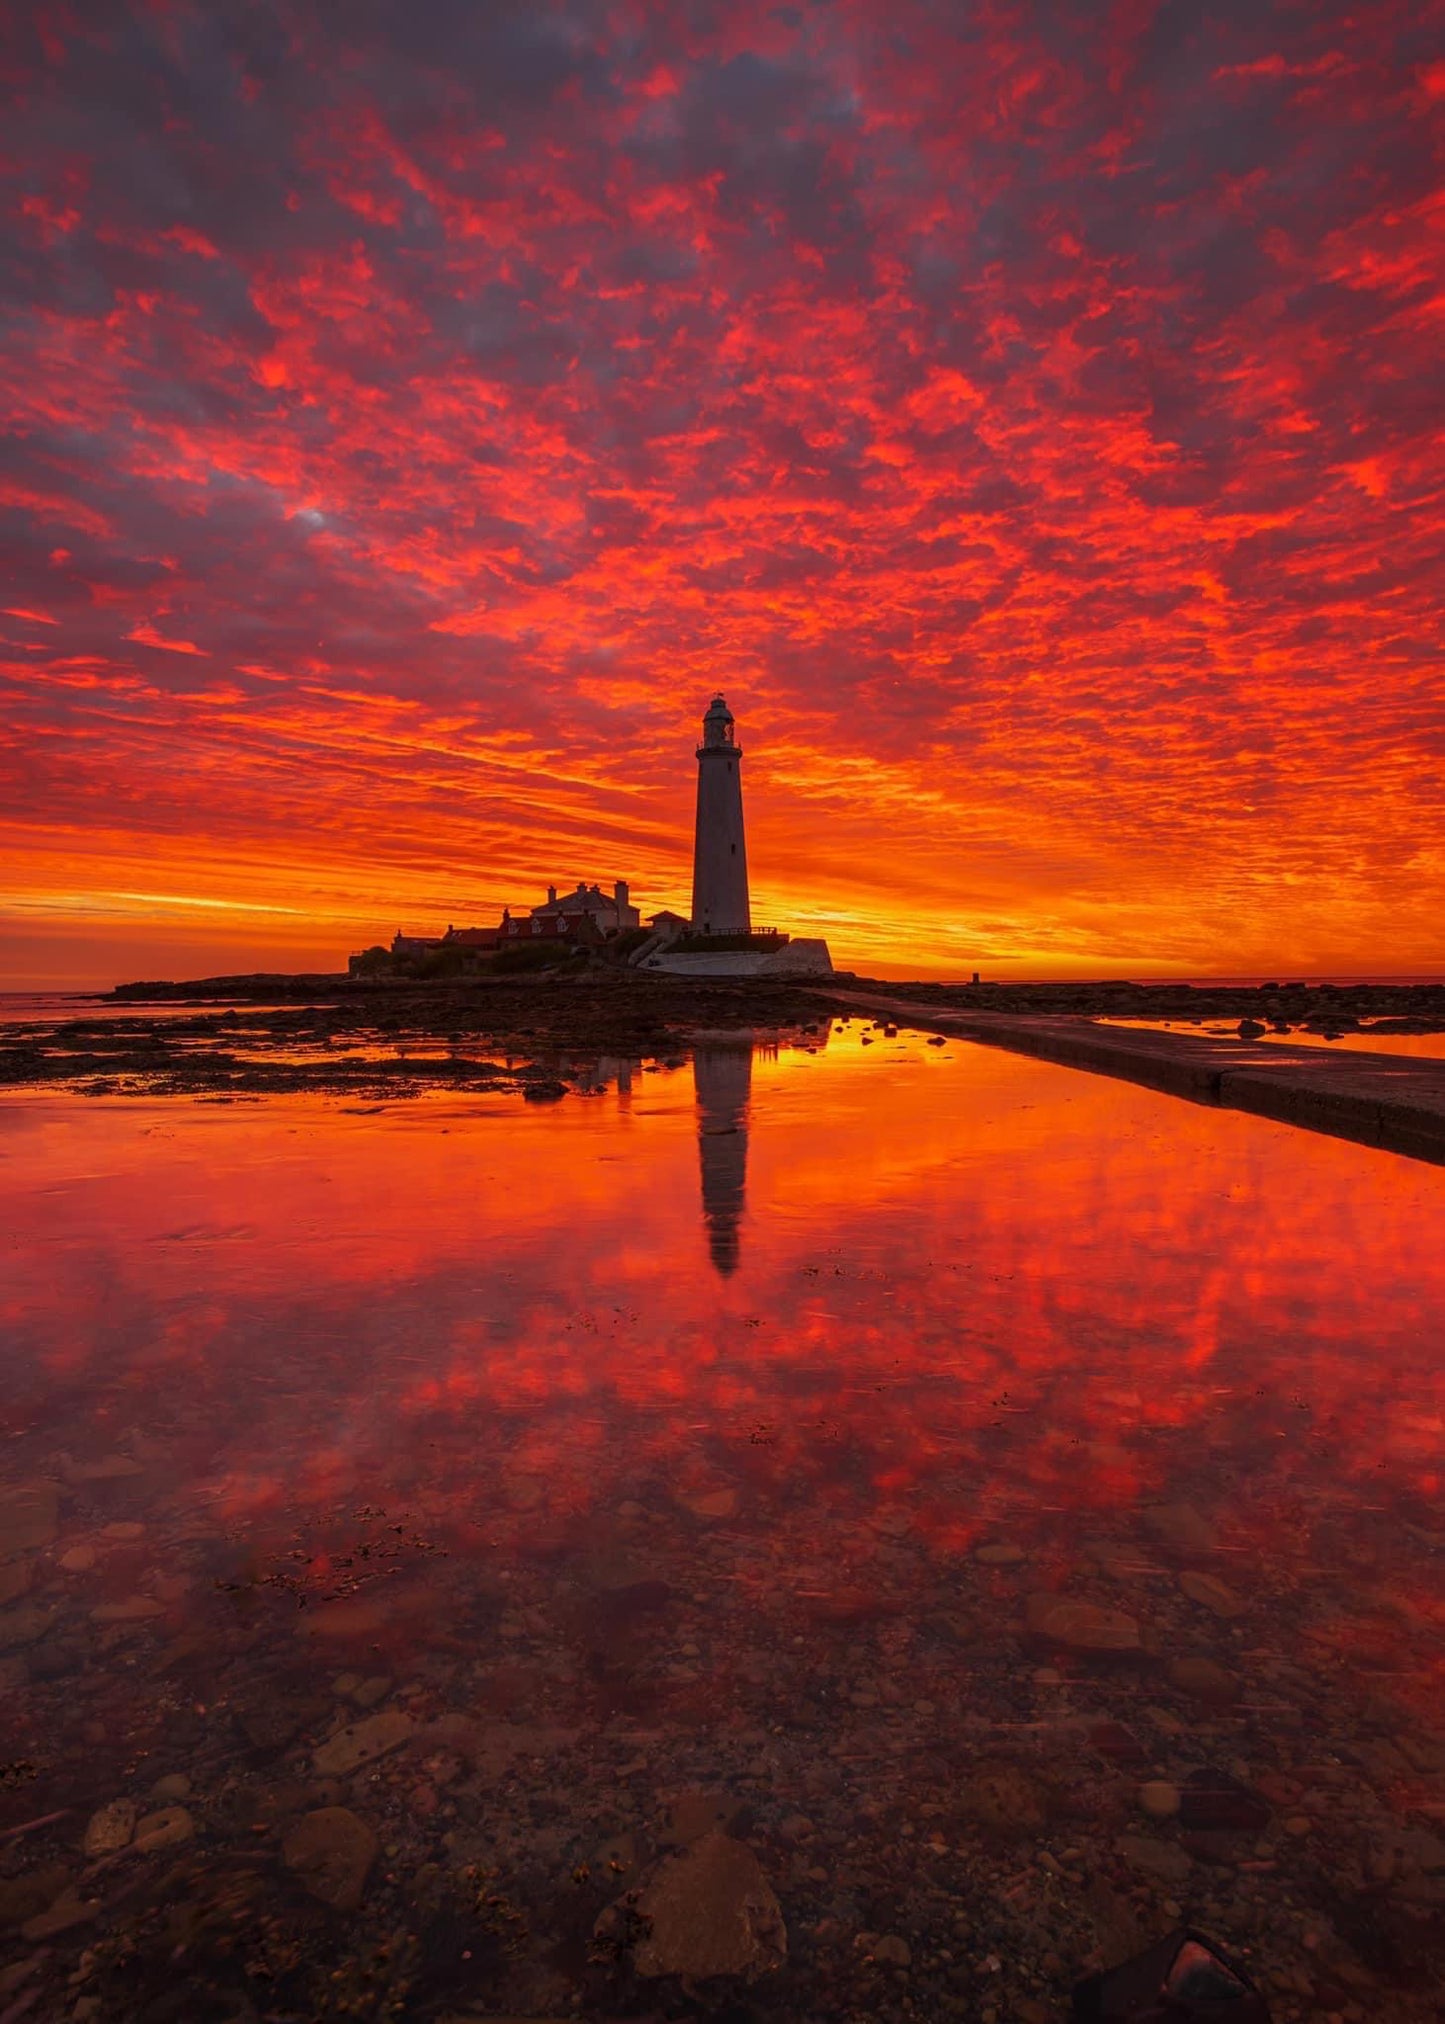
694,1042,752,1277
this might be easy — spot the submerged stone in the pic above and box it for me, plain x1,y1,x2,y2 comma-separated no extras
1179,1570,1245,1618
283,1806,378,1911
1178,1768,1271,1832
1143,1502,1219,1555
312,1709,414,1776
1026,1592,1141,1654
83,1799,137,1857
132,1805,194,1854
1168,1656,1241,1707
599,1830,785,1981
0,1482,58,1559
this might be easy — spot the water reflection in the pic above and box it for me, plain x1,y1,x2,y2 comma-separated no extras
694,1041,753,1275
2,1033,1443,2020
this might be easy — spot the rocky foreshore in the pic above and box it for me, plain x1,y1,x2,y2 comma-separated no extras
0,973,1439,1100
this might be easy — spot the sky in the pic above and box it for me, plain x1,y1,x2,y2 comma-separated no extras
2,0,1443,988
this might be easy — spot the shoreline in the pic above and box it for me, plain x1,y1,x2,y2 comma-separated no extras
2,974,1443,1129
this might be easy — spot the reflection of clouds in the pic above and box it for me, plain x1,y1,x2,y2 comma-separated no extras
2,1035,1443,1626
694,1043,753,1277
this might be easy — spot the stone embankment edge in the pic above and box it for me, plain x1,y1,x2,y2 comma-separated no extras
816,991,1445,1169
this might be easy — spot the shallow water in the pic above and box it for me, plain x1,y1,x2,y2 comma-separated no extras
2,1030,1443,2021
1097,1015,1445,1061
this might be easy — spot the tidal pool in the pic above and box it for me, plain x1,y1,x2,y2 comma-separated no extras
1,1029,1442,2021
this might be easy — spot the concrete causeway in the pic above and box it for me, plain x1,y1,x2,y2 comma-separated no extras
826,992,1445,1167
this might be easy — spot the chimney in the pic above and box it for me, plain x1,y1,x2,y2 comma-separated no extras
547,884,556,904
614,879,629,910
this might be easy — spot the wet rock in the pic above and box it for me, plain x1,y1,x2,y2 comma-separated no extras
1178,1768,1271,1832
976,1542,1026,1566
58,1545,96,1573
132,1805,194,1853
1026,1592,1141,1654
283,1805,378,1911
1178,1571,1245,1618
150,1772,192,1802
1167,1655,1240,1707
1139,1781,1181,1820
599,1830,786,1982
83,1798,138,1857
0,1482,58,1558
351,1674,393,1709
872,1934,912,1967
1116,1833,1191,1883
312,1708,414,1776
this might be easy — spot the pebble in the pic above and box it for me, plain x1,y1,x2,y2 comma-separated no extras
1139,1780,1181,1820
150,1772,192,1802
976,1542,1026,1566
58,1545,96,1573
1284,1815,1314,1837
872,1934,911,1967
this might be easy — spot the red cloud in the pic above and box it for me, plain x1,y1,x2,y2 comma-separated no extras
1,0,1442,984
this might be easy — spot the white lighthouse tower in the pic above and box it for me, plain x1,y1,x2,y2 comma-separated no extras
691,694,751,936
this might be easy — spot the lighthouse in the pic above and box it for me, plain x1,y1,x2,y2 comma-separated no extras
690,694,751,936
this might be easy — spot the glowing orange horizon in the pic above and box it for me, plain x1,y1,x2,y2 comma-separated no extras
2,5,1442,991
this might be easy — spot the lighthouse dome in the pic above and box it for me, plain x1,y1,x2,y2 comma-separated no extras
701,694,736,747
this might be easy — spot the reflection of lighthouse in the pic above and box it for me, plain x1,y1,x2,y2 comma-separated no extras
694,1043,752,1277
